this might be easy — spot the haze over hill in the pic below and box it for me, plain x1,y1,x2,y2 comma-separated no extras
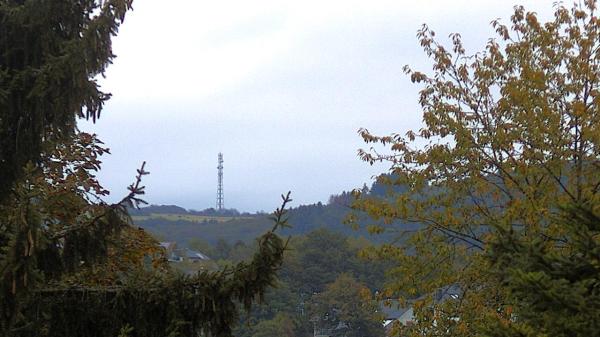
132,177,416,246
80,0,556,212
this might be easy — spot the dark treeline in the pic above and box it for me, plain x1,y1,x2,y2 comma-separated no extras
130,204,248,217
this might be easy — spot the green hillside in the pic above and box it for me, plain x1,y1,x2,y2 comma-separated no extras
132,180,412,247
135,214,273,245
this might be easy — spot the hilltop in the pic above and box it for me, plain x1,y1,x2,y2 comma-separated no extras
131,176,413,247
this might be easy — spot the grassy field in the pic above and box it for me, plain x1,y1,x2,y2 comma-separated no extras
133,214,273,245
131,213,253,223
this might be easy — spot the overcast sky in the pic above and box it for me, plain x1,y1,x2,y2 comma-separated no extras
80,0,556,212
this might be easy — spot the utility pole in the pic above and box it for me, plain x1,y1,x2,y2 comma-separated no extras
310,316,319,337
216,153,224,211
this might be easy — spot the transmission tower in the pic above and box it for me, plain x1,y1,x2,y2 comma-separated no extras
216,153,224,211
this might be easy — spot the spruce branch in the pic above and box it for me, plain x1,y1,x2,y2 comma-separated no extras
270,191,292,231
118,161,149,209
49,162,149,240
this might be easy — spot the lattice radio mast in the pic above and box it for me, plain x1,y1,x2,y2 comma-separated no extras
216,153,224,210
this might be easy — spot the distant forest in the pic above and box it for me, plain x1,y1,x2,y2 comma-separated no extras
131,176,413,247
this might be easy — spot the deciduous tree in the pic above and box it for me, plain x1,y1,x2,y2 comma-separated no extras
309,273,384,337
353,1,600,335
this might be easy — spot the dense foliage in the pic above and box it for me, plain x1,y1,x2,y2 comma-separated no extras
487,203,600,337
173,228,389,337
225,228,388,337
353,1,600,335
6,1,599,336
0,138,291,336
308,273,384,337
0,0,132,197
0,1,290,336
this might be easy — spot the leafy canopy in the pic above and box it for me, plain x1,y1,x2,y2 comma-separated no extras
353,1,600,335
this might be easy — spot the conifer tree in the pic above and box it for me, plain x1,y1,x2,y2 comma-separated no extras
0,0,130,198
487,202,600,337
0,1,291,336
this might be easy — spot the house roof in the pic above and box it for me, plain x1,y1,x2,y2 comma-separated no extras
397,307,414,325
379,284,462,329
379,300,411,320
159,242,176,250
185,249,210,260
334,321,348,330
435,284,461,302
